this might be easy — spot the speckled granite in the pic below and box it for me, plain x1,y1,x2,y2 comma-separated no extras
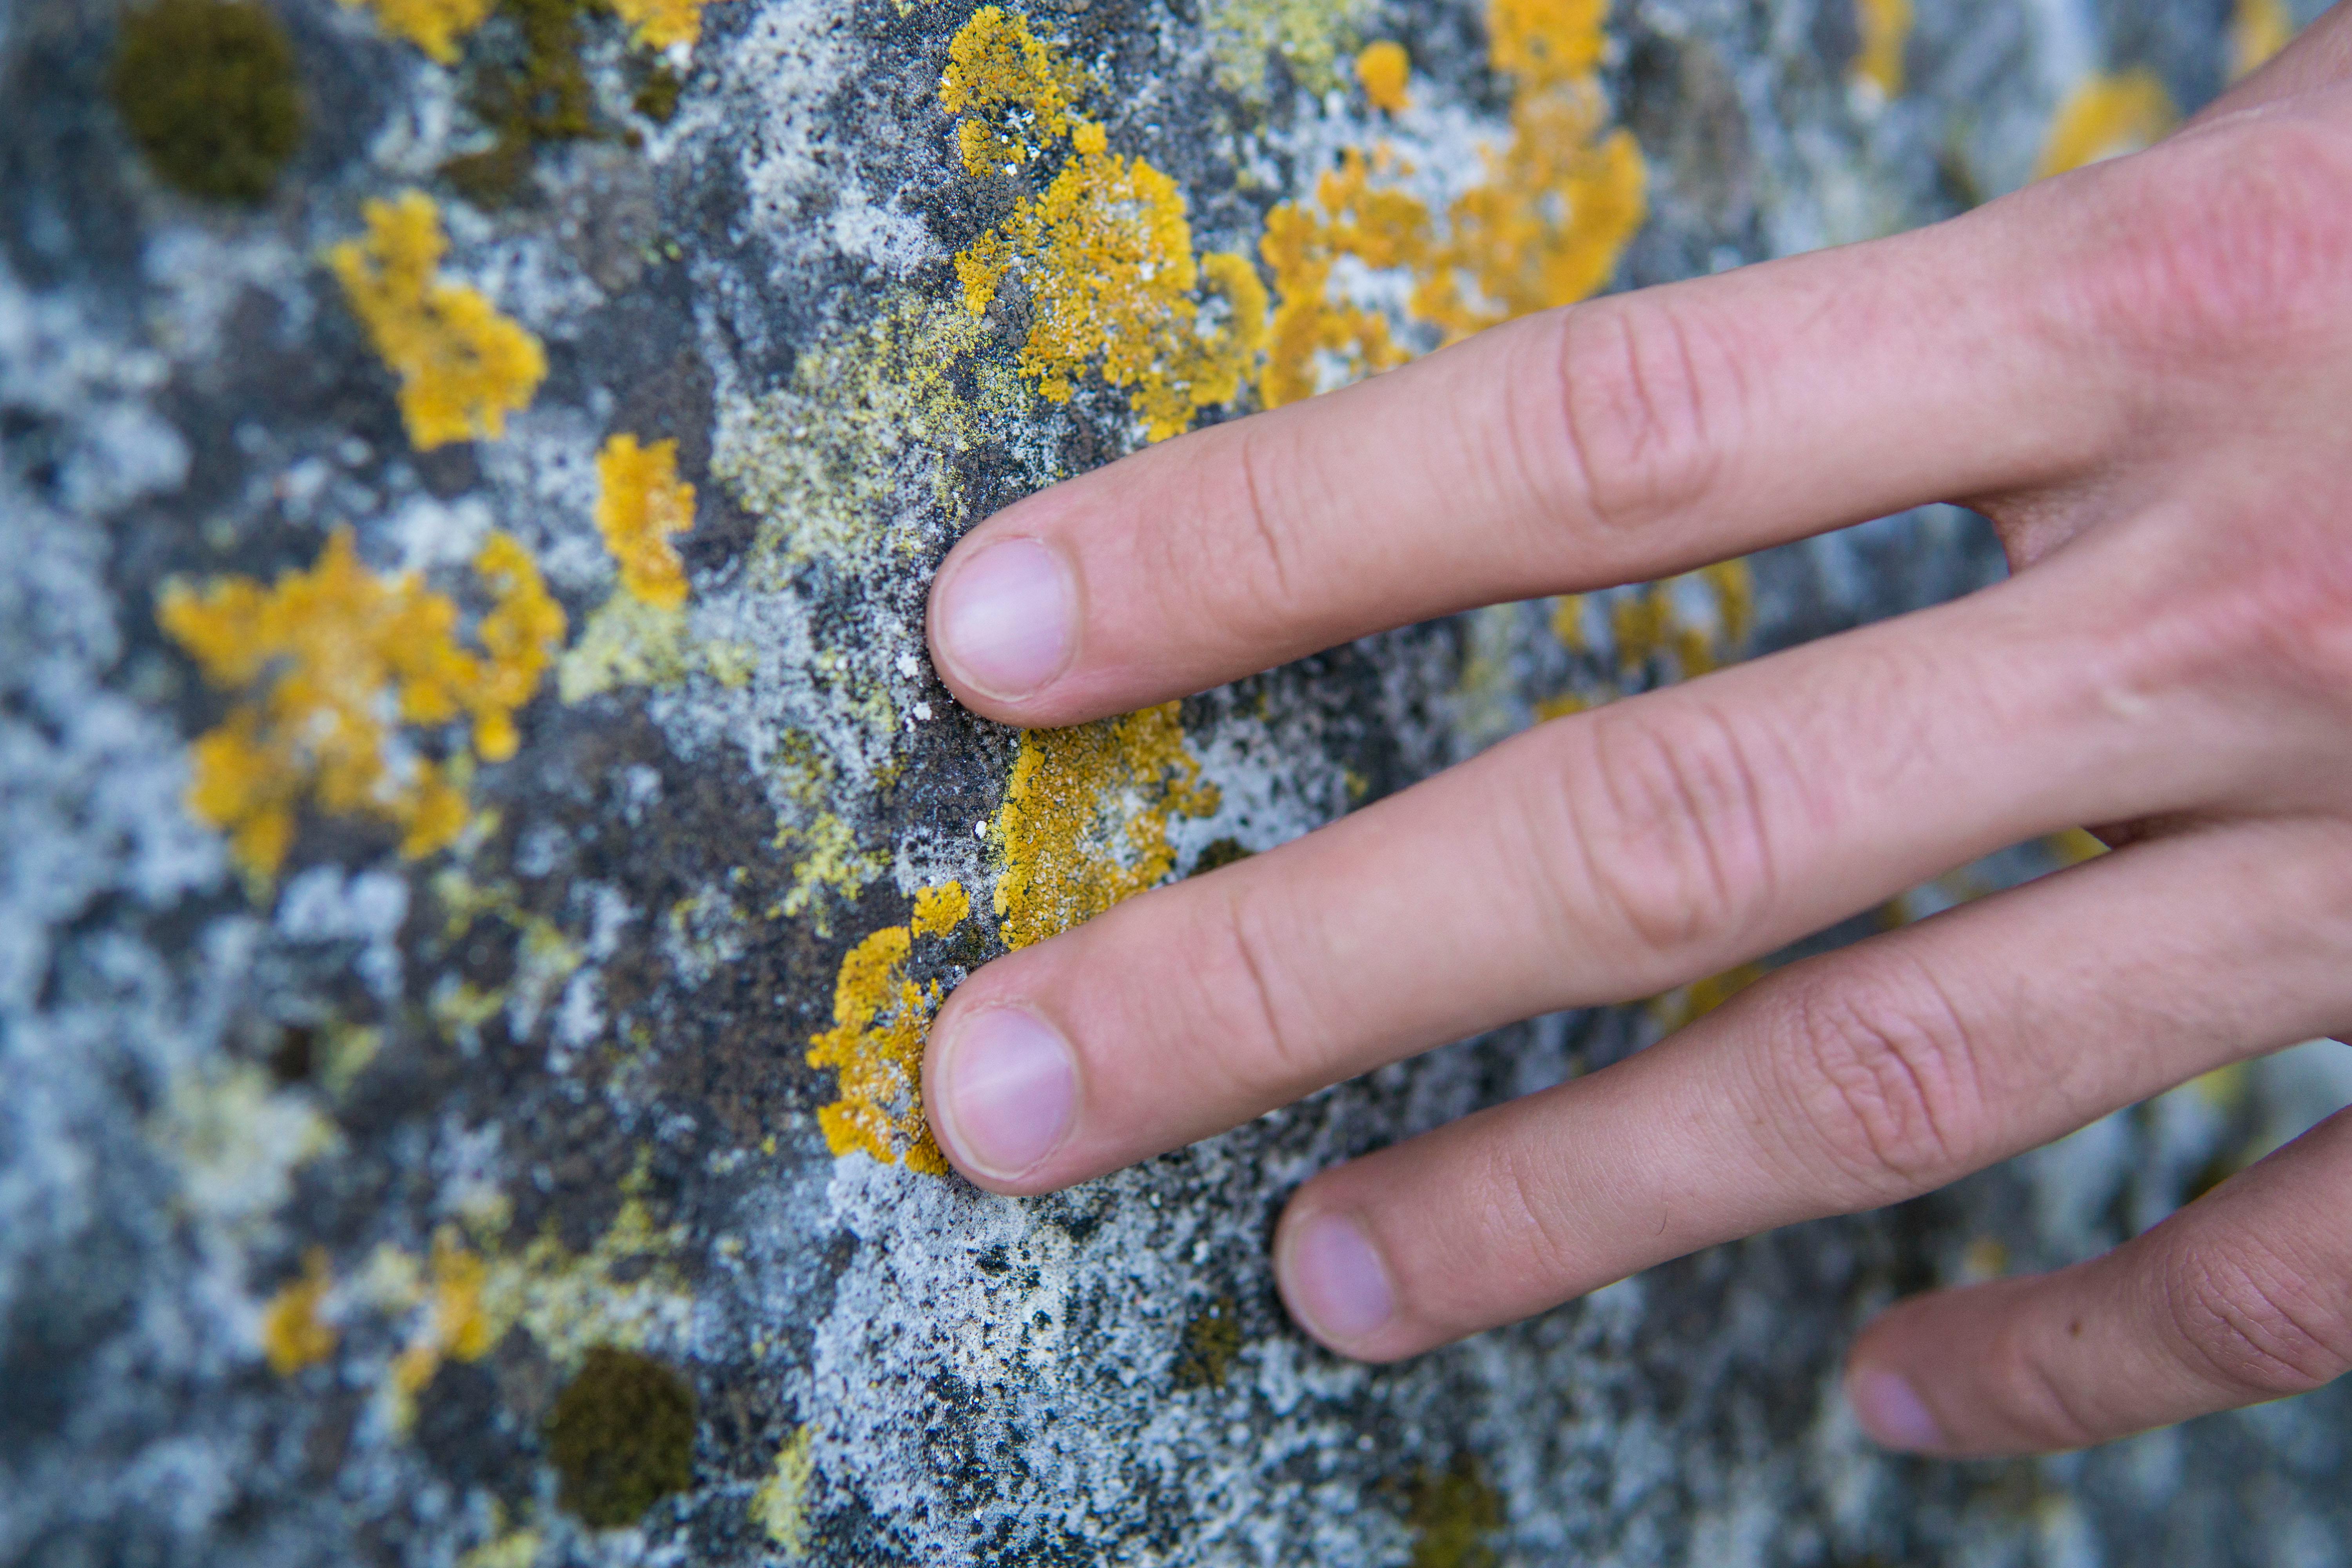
3,0,2346,1563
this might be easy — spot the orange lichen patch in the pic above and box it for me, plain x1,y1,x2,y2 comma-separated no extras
2034,69,2178,179
388,1233,489,1395
160,528,565,882
1533,562,1746,720
327,191,547,451
391,1227,495,1395
957,121,1269,441
465,535,568,760
1488,0,1608,86
940,5,1085,176
1356,39,1410,111
807,883,973,1172
911,881,971,938
610,0,717,51
1549,593,1587,652
1851,0,1913,98
945,12,1268,441
1605,559,1751,679
1259,0,1644,405
2230,0,2294,81
337,0,495,63
1260,148,1432,409
993,703,1220,951
261,1248,339,1375
1411,63,1646,338
595,434,696,609
1701,559,1754,646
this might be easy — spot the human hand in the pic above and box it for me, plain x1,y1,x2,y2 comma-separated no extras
918,13,2352,1458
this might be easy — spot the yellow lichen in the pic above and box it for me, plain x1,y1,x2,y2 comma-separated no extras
1597,558,1753,681
160,528,564,882
2230,0,2294,82
360,1165,691,1431
2045,827,2108,864
556,593,750,705
1260,148,1431,408
944,11,1269,442
609,0,716,50
337,0,495,63
1487,0,1608,85
327,191,547,451
391,1226,494,1396
1528,561,1750,725
1356,39,1410,111
2034,69,2178,179
806,883,973,1172
751,1427,817,1554
261,1247,339,1374
993,703,1220,951
595,434,697,609
1259,0,1645,406
946,0,1639,435
955,121,1269,441
1851,0,1912,98
1549,593,1587,653
716,289,1005,571
1650,961,1764,1031
1410,13,1646,340
939,5,1085,176
912,881,971,937
1200,0,1377,98
1532,691,1588,722
777,811,889,935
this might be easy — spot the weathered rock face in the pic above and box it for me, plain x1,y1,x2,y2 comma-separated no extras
4,0,2347,1563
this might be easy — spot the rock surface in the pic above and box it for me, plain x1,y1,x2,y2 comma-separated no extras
3,0,2347,1563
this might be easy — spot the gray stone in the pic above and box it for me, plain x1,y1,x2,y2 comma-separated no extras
3,0,2346,1563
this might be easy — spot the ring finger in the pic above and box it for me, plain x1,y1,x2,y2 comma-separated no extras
1271,815,2352,1359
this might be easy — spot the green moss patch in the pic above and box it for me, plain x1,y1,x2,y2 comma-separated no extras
1172,1295,1242,1390
110,0,305,203
546,1345,696,1528
1406,1452,1503,1568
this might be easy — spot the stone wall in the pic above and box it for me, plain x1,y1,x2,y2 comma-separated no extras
3,0,2347,1562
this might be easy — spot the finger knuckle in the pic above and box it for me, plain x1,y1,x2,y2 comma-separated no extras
1547,296,1738,536
1553,702,1781,960
2087,119,2352,367
1223,421,1307,628
1181,881,1323,1105
1462,1133,1579,1291
2165,1241,2352,1400
1156,422,1309,647
1980,1309,2111,1451
1766,956,1989,1194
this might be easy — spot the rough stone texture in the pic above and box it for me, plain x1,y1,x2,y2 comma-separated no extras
3,0,2348,1564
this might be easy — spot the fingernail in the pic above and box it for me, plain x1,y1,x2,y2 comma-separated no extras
1848,1366,1945,1452
1283,1212,1397,1345
935,1007,1076,1178
933,538,1076,700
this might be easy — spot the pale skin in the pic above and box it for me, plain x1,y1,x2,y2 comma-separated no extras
918,11,2352,1458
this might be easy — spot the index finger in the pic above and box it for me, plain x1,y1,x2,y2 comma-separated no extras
926,172,2131,726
